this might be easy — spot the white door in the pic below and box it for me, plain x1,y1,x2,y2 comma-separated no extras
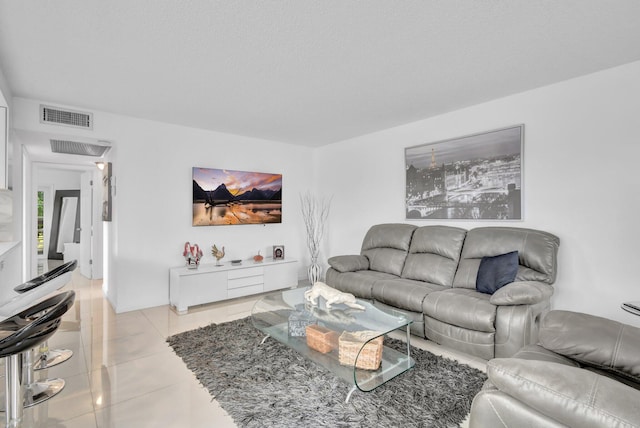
80,171,92,278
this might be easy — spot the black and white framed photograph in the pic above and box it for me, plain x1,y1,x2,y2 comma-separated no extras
272,245,285,260
405,125,523,220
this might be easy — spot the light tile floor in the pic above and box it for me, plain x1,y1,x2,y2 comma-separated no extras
3,268,487,427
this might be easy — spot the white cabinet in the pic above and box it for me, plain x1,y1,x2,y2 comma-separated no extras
0,242,21,305
169,258,298,314
264,262,298,292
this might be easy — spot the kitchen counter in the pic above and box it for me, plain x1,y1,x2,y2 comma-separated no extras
0,241,19,258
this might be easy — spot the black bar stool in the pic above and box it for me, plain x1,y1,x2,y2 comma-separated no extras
0,260,77,369
0,290,75,427
13,260,77,294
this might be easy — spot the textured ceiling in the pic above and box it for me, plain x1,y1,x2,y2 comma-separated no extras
1,1,640,147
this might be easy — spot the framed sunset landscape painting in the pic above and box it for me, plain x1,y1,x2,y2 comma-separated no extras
192,167,282,226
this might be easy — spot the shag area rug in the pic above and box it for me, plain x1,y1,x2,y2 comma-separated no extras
167,317,486,428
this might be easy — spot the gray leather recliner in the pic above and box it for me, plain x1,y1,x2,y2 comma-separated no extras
470,310,640,427
326,223,560,359
326,223,467,337
423,226,560,359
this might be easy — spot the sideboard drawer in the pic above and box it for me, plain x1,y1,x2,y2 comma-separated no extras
228,275,264,290
228,283,264,299
228,266,264,279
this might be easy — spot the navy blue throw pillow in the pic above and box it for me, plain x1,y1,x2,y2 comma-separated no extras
476,251,519,295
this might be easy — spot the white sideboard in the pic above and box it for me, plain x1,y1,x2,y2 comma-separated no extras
169,258,298,314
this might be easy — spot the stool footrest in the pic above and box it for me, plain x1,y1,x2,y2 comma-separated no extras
0,379,66,412
34,349,73,370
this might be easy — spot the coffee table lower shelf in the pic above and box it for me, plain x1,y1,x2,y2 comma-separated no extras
258,324,414,402
252,288,416,403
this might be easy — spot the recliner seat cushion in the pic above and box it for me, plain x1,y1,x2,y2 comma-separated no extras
371,279,446,313
325,269,397,300
423,288,496,333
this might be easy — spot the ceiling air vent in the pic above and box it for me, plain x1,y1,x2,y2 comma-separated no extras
50,139,110,157
40,105,93,130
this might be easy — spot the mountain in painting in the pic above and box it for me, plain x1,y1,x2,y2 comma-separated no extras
236,188,266,201
236,187,282,201
193,180,208,201
210,183,236,201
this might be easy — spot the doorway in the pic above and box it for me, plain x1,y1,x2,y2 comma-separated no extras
32,164,101,280
47,189,80,260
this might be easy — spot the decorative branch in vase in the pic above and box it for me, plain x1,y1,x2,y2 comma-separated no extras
300,192,332,285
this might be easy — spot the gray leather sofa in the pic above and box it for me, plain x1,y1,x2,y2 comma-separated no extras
325,223,560,359
470,310,640,427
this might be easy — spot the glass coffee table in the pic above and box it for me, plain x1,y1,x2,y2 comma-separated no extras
251,287,415,402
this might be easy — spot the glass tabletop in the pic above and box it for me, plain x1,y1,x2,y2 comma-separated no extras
251,287,415,401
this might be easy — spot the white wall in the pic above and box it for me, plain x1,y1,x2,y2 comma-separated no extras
0,67,10,108
38,168,82,189
10,61,640,324
13,98,314,312
316,60,640,326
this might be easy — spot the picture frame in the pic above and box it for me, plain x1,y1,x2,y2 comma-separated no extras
102,162,113,222
273,245,285,260
192,167,282,226
405,125,523,220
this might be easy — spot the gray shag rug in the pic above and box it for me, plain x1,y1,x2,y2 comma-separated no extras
167,317,486,428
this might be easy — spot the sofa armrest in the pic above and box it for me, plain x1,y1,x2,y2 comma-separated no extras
327,255,369,273
470,389,567,428
490,281,553,306
487,358,640,428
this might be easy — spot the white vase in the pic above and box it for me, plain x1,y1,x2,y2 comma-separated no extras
307,258,321,285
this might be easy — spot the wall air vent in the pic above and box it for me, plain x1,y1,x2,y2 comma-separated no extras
40,105,93,130
50,139,110,157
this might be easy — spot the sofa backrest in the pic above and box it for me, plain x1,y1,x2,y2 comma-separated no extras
360,223,417,276
453,227,560,288
401,226,467,287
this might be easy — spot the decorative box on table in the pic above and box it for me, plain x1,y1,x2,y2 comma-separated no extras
339,330,384,370
305,324,339,353
288,310,315,337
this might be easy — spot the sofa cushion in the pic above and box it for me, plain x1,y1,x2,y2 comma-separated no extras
373,300,426,337
370,279,446,313
454,227,560,289
422,288,496,333
401,225,466,286
470,389,568,428
487,358,640,428
476,251,518,294
327,255,369,273
363,248,408,277
539,310,640,385
325,269,397,300
361,223,416,276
